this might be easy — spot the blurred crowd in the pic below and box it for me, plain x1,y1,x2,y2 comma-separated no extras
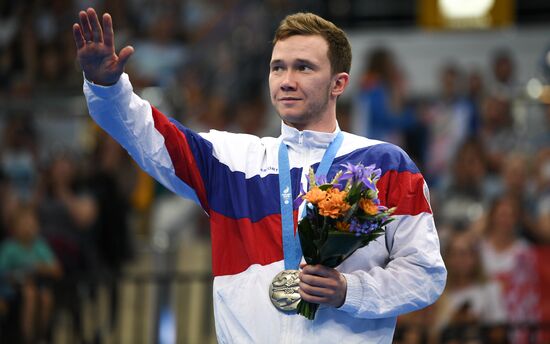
361,47,550,344
1,0,550,343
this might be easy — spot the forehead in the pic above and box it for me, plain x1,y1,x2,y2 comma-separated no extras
271,35,329,64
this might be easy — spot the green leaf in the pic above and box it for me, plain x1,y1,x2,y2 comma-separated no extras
342,203,358,223
319,184,333,191
317,231,376,268
297,218,319,264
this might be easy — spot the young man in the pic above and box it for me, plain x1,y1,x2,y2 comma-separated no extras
73,8,446,343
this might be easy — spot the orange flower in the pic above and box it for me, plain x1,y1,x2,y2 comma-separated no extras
335,221,350,232
359,198,378,216
317,188,351,219
303,187,327,205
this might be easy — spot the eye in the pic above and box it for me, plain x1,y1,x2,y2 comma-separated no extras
271,65,283,72
298,64,313,72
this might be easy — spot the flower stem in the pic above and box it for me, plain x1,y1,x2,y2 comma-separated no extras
296,299,319,320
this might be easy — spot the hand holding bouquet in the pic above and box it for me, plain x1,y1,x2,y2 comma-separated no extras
294,163,395,320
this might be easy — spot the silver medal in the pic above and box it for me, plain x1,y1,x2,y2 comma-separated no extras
269,269,301,312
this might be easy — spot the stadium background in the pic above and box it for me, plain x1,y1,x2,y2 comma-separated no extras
1,0,550,343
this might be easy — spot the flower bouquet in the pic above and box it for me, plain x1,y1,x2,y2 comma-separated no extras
294,163,395,320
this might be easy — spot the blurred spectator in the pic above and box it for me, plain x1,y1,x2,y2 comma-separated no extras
480,95,518,174
355,47,419,149
36,152,97,272
479,195,540,332
480,196,530,278
489,48,519,101
36,151,98,340
34,42,75,93
489,153,540,243
434,138,491,243
429,232,507,344
127,11,187,88
0,205,62,343
496,154,533,200
229,97,272,136
0,113,38,203
88,133,135,331
424,63,477,185
466,68,485,134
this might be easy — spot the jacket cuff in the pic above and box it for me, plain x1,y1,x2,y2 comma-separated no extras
339,272,362,314
83,73,129,99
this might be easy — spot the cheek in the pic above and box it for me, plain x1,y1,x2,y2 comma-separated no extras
268,78,277,98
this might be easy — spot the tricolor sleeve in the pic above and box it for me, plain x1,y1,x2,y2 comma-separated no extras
83,73,211,212
339,144,447,318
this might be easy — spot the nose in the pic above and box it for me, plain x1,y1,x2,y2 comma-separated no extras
280,71,297,91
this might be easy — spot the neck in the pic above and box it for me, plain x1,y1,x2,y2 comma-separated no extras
452,275,472,290
284,118,337,133
488,232,515,251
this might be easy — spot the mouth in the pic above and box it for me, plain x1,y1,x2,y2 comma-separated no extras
278,97,302,104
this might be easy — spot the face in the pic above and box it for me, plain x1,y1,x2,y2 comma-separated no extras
447,235,478,280
491,198,519,237
14,211,38,243
269,35,347,132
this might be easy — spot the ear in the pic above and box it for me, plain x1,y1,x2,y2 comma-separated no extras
331,72,350,97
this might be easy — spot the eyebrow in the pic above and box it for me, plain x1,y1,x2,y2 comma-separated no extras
270,58,319,68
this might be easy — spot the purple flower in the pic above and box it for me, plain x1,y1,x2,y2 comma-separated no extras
315,174,328,186
348,218,379,236
294,196,304,210
293,183,307,210
340,163,380,191
332,182,344,191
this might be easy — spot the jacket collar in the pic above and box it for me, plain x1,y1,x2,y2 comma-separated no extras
280,122,341,150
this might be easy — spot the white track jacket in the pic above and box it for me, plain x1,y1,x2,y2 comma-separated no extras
84,73,446,344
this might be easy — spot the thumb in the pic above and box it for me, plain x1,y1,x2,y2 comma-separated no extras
118,45,134,67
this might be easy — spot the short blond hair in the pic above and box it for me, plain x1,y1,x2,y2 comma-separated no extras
273,13,352,75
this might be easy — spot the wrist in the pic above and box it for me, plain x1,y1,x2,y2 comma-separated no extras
84,73,119,86
338,273,362,313
335,272,348,308
84,72,128,99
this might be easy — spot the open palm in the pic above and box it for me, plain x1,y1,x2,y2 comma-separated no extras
72,8,134,86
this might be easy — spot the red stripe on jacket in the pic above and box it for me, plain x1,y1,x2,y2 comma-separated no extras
377,170,431,215
209,210,302,276
151,106,209,211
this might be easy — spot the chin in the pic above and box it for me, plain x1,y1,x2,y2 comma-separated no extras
279,114,307,127
277,108,305,121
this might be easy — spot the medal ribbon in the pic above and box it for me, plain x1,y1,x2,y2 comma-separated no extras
278,131,344,270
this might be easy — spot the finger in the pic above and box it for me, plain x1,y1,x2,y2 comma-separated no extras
78,10,93,42
72,24,85,49
302,264,333,278
299,272,333,288
299,289,328,304
103,13,114,50
118,46,134,67
299,281,331,298
87,8,103,42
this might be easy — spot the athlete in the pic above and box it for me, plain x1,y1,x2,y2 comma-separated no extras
73,8,446,343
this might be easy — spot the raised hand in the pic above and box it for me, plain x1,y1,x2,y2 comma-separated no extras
73,8,134,86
